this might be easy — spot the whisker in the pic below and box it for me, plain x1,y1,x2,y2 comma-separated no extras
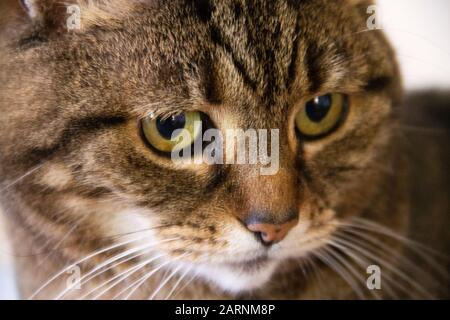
148,263,185,300
37,223,78,268
9,223,178,258
351,218,449,260
337,226,447,289
304,255,326,298
89,253,167,300
164,266,194,300
172,269,200,299
322,245,374,299
294,254,322,296
327,238,400,299
332,236,434,299
330,235,423,299
28,233,154,300
0,163,45,194
120,253,189,300
55,237,180,300
77,250,149,299
311,248,366,300
344,218,450,281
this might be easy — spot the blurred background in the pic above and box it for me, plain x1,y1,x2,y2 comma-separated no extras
378,0,450,90
0,0,449,299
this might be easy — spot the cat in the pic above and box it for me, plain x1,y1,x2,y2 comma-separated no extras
0,0,448,299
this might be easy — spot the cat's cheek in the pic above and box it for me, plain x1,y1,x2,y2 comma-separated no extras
221,221,265,254
100,207,157,246
269,210,338,260
270,219,311,258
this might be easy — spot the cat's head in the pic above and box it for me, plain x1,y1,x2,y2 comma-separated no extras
0,0,402,294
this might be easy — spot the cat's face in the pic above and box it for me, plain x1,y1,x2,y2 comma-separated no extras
0,0,401,294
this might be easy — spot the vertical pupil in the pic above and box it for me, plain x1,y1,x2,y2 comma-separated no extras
156,114,186,139
306,94,332,122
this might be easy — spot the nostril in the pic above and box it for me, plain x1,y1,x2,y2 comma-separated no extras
254,232,273,246
246,219,298,244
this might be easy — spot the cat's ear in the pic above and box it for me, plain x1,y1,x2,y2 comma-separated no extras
19,0,137,33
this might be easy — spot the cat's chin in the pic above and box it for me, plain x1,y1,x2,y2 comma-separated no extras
192,258,280,293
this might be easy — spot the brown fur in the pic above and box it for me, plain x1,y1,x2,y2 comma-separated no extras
0,0,448,299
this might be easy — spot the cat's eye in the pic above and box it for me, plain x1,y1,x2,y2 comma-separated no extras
295,93,348,139
141,111,203,153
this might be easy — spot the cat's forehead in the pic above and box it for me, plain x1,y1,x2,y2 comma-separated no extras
140,0,302,108
52,0,396,120
126,0,393,107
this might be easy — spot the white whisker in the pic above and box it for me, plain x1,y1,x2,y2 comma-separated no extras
332,236,434,299
322,245,373,299
148,263,186,300
77,250,149,299
90,253,167,300
352,218,449,261
304,255,326,298
338,226,445,288
55,237,180,299
327,238,398,299
164,266,193,300
343,218,450,280
115,253,189,300
28,233,154,300
37,223,78,268
172,269,200,299
0,163,45,194
311,248,366,299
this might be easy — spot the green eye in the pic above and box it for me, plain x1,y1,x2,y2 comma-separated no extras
141,111,202,153
295,93,348,138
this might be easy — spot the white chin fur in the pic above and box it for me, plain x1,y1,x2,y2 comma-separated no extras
193,261,279,294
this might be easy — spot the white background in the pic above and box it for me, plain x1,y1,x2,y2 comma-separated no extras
0,0,449,299
378,0,450,89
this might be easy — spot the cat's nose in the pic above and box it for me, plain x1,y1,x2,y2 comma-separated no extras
245,214,299,245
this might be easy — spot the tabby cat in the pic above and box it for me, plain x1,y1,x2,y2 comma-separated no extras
0,0,448,299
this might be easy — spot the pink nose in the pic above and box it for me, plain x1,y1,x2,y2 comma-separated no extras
246,219,298,245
